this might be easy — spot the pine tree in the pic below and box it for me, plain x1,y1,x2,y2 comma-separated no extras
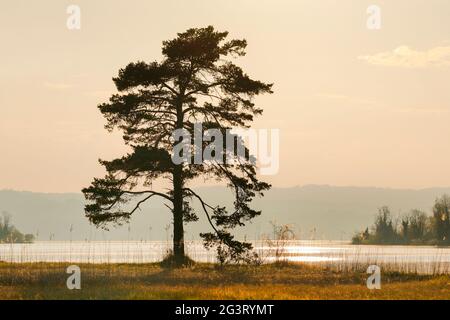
82,26,273,265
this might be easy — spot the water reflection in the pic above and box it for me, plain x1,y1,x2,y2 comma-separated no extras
0,240,449,274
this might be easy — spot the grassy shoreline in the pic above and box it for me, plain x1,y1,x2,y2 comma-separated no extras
0,262,449,300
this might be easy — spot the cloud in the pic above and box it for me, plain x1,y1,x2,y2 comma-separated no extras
316,93,377,107
392,106,450,115
84,90,115,99
358,46,450,68
317,93,450,115
43,82,75,90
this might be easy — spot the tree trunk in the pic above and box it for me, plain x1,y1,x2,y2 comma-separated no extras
172,164,185,265
172,94,186,266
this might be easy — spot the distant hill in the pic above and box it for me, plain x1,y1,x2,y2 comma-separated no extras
1,185,450,241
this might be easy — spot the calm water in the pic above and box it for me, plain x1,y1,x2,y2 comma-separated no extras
1,240,450,274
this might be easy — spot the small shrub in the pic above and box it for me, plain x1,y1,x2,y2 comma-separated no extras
159,250,195,268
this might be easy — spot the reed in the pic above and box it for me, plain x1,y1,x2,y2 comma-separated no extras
1,239,449,275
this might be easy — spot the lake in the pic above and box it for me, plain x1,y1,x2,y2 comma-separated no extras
1,240,450,274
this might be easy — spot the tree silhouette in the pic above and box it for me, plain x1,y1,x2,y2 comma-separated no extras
433,195,450,244
82,26,273,265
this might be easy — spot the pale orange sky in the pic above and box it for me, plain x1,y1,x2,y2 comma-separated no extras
1,0,450,193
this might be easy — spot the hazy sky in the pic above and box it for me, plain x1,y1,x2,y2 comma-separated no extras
1,0,450,193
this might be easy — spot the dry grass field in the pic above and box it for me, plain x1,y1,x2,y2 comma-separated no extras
0,262,449,300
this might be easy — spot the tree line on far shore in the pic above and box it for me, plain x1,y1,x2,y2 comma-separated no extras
0,212,35,243
353,195,450,246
